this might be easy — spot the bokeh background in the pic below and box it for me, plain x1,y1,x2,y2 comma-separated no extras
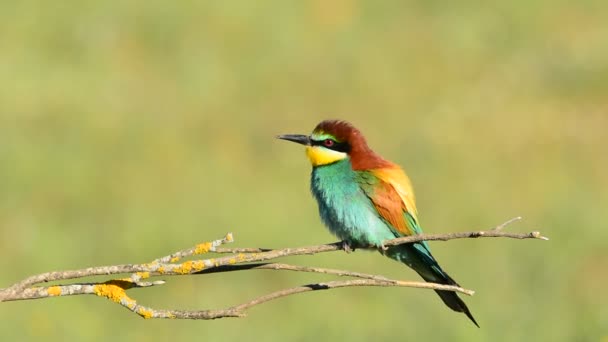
1,1,606,341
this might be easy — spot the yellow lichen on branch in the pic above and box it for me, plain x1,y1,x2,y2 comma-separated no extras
174,260,205,274
194,242,213,254
137,307,154,319
225,233,234,242
47,286,61,296
94,280,133,303
136,272,150,279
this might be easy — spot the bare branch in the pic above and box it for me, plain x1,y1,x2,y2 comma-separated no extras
0,218,547,319
492,216,522,231
384,217,548,247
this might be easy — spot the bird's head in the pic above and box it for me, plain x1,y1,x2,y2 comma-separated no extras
277,120,390,169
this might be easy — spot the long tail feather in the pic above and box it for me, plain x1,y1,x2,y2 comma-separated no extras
420,270,479,328
386,243,479,327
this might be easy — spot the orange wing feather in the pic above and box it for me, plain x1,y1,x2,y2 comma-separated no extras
369,167,419,237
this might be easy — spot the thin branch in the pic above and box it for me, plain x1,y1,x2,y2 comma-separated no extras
492,216,522,231
384,227,548,247
153,233,235,264
384,217,547,247
0,217,547,320
194,262,471,295
2,279,166,302
227,278,468,318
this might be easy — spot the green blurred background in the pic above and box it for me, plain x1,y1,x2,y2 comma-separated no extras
1,1,606,341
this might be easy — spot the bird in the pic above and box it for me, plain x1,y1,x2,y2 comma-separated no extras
277,119,478,327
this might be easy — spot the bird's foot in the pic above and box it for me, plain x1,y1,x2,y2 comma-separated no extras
378,243,389,255
341,241,355,253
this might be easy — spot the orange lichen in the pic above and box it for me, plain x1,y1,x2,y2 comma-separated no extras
194,242,213,254
192,260,204,271
237,253,246,262
225,233,234,242
157,266,165,274
94,282,128,303
137,307,154,319
136,272,150,279
174,260,204,274
47,286,61,296
174,261,194,274
170,256,181,263
228,258,237,264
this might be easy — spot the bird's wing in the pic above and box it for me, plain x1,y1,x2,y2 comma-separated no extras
358,167,420,237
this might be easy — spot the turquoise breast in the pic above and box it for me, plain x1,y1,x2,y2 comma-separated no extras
310,159,397,247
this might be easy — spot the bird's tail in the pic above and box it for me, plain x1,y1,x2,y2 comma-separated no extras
386,243,479,327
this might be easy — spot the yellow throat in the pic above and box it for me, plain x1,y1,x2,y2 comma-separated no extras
305,146,347,166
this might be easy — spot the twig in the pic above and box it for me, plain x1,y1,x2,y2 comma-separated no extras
492,216,522,231
0,217,547,320
227,278,468,318
384,217,548,247
153,232,235,264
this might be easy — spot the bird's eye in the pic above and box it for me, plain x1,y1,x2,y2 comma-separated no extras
323,139,335,147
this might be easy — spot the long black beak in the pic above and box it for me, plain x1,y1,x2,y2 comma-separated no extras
276,134,311,146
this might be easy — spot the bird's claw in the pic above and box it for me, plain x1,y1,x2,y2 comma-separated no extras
341,241,354,253
378,243,389,255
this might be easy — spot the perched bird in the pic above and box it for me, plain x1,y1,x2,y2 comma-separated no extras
277,120,478,327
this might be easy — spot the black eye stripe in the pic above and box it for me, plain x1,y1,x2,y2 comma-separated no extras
311,139,350,153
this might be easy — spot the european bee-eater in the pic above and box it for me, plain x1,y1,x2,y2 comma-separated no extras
277,120,478,327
